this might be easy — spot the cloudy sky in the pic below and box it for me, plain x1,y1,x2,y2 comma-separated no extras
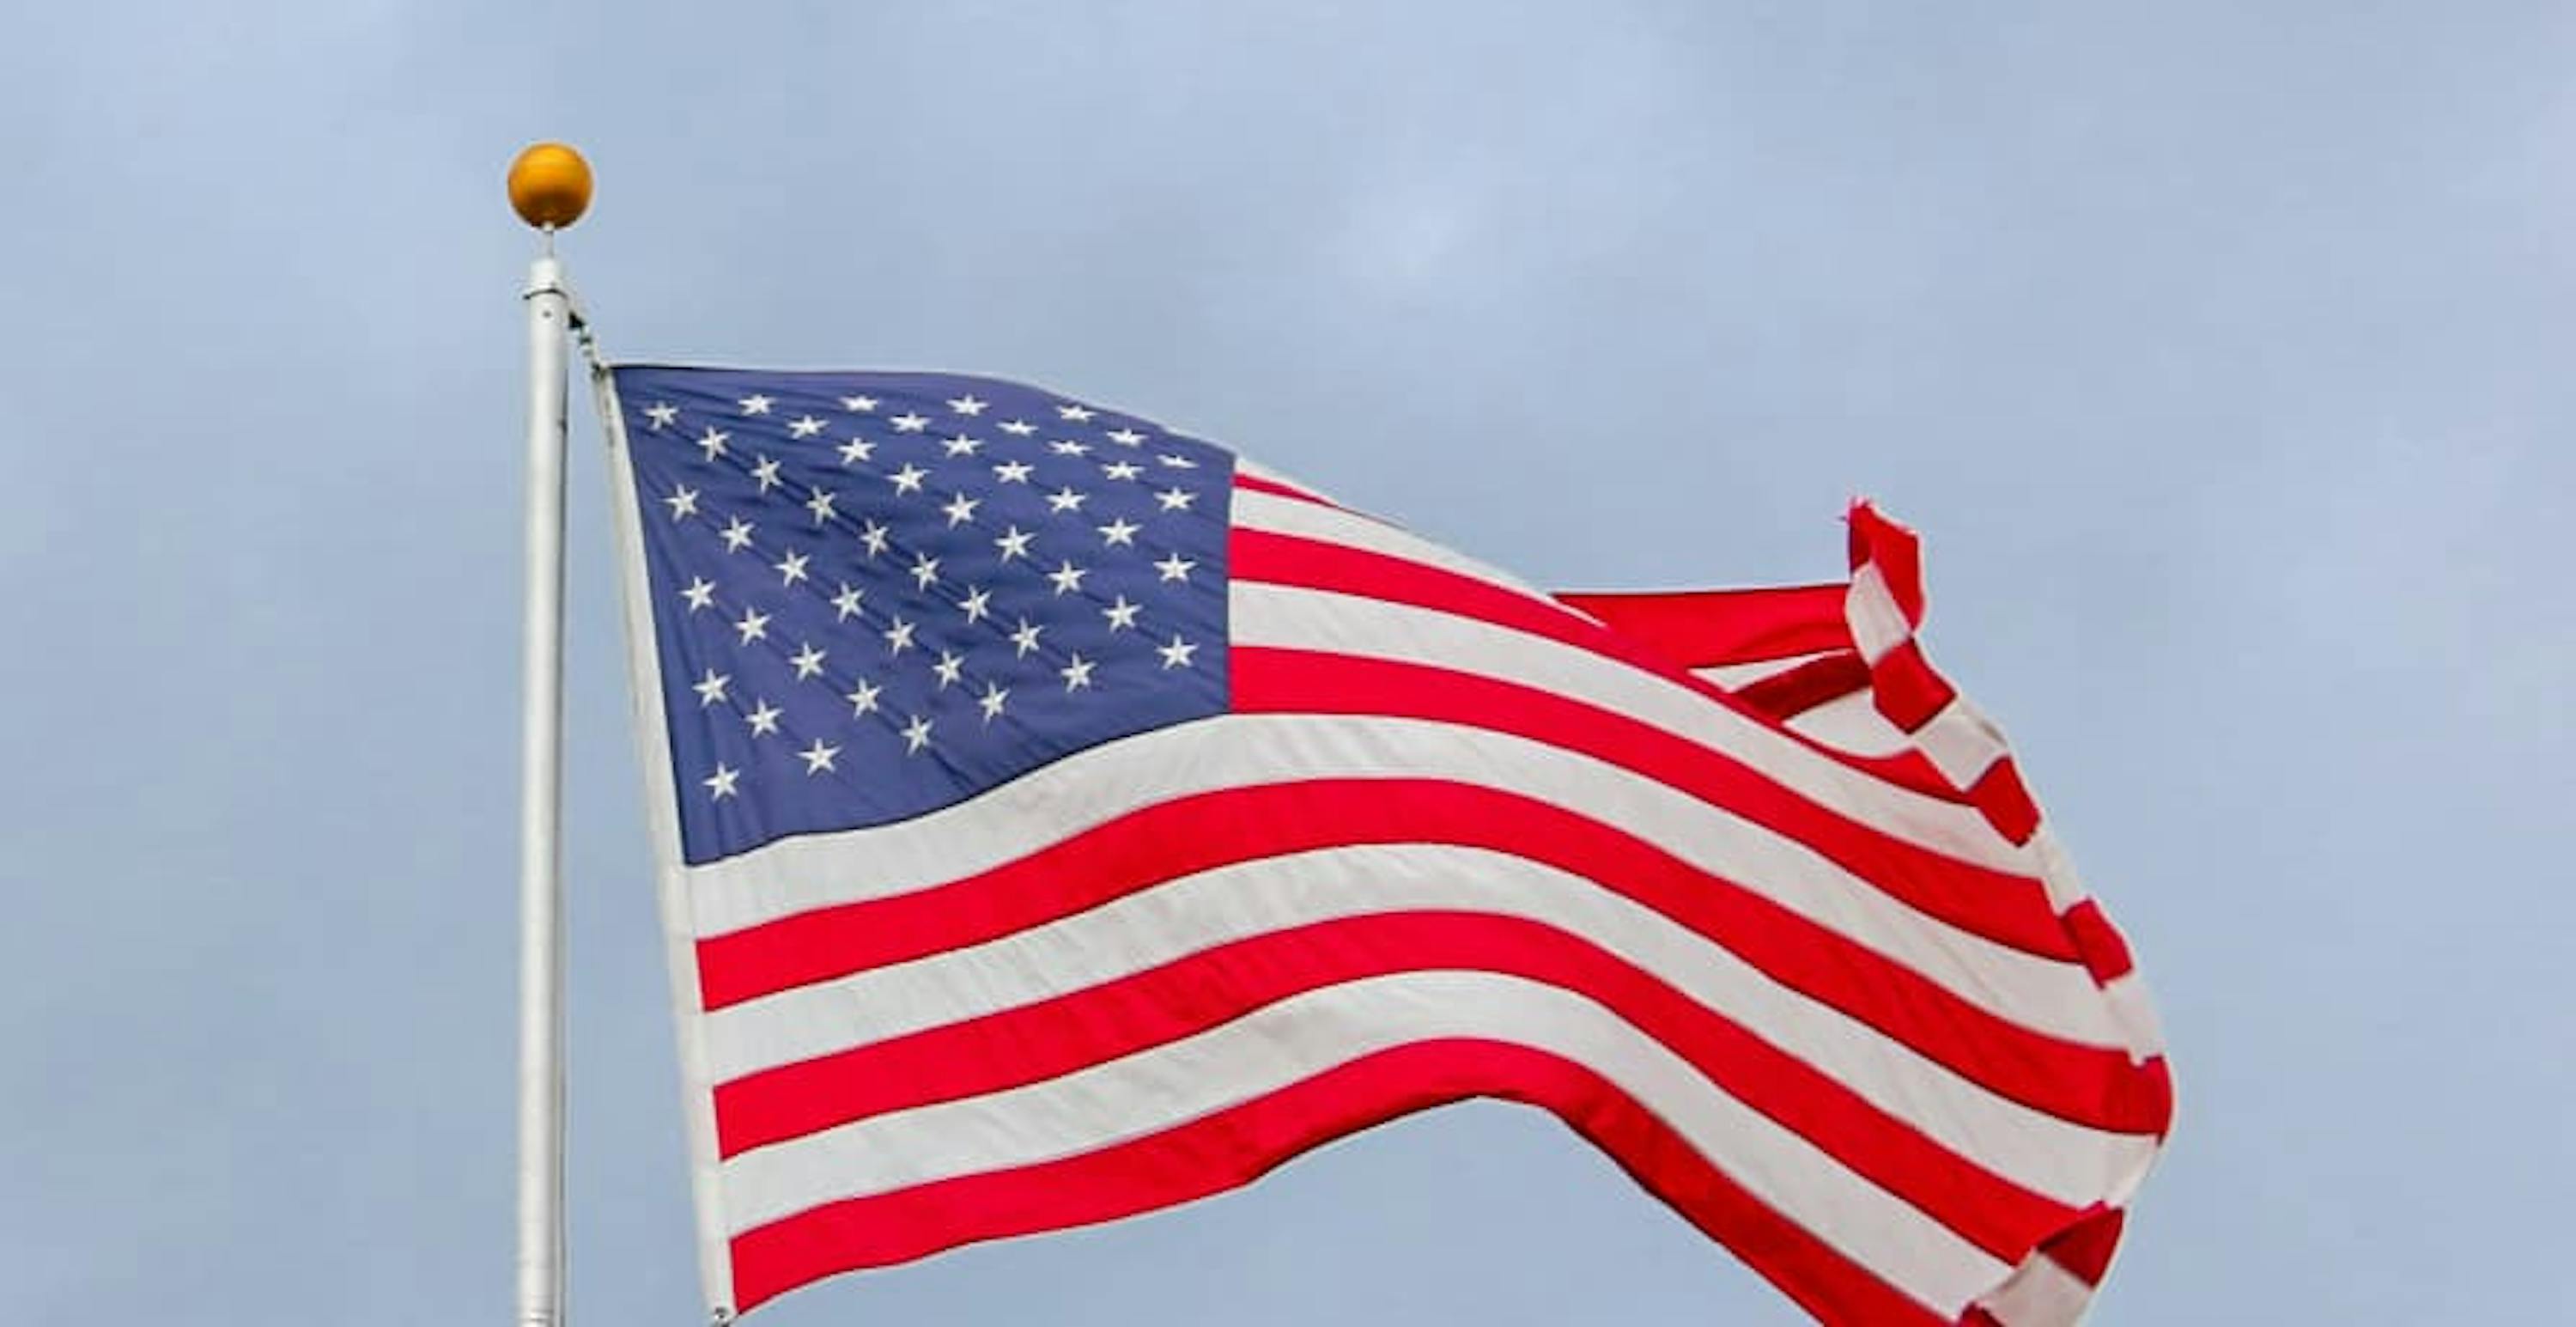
2,3,2568,1323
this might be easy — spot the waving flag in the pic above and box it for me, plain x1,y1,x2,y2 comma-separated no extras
597,365,2172,1324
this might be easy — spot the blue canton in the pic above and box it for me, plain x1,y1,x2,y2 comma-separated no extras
612,367,1235,865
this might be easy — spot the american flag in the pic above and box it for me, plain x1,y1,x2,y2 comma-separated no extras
600,366,2172,1325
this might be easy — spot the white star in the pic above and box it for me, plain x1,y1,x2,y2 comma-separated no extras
1156,486,1196,512
1102,595,1140,631
837,436,876,466
720,516,756,552
774,549,811,586
799,738,841,775
890,411,931,433
943,435,983,459
947,393,987,417
1158,634,1200,669
933,650,965,689
702,764,740,800
909,552,941,590
858,520,890,558
957,585,993,624
883,616,916,655
663,485,700,520
1097,516,1140,547
830,582,866,621
750,455,783,493
805,488,838,523
1106,427,1145,447
744,699,783,737
1057,404,1096,422
977,682,1009,722
991,460,1035,484
1101,460,1144,481
1049,439,1091,457
788,415,827,439
696,427,731,461
1046,486,1088,514
845,678,883,716
680,577,717,612
901,713,933,754
1060,653,1096,691
733,607,771,644
1157,453,1199,469
643,402,679,430
1154,552,1196,583
998,419,1037,436
889,464,929,495
738,393,774,416
841,394,878,413
941,493,981,527
993,526,1034,562
1010,618,1044,657
1048,560,1089,595
788,642,828,680
692,668,731,707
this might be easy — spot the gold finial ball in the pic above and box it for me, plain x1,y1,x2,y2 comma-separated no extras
507,143,592,228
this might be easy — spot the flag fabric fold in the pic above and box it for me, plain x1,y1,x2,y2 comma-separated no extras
596,365,2171,1324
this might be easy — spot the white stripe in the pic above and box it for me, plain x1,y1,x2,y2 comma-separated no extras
685,714,2119,1050
1230,581,2036,876
1917,697,2010,788
1234,486,1567,609
709,843,2154,1205
1846,563,1911,665
1975,1249,2097,1326
718,970,2015,1314
1785,690,1917,758
2103,972,2166,1060
2028,828,2089,912
1692,648,1850,691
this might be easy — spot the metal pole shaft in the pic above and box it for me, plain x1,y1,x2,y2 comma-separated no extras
516,252,573,1327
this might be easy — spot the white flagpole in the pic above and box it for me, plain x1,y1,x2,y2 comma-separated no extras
508,144,592,1327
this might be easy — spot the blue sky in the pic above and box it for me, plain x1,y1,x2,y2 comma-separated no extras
2,3,2568,1323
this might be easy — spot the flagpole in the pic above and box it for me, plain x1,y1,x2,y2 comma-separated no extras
509,143,593,1327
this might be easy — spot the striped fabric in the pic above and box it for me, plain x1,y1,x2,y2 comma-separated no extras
600,373,2171,1325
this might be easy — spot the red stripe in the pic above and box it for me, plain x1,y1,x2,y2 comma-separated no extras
1869,639,1958,732
1230,648,2081,962
1968,758,2041,846
1556,585,1854,667
1236,526,1603,644
1731,649,1871,721
2041,1206,2125,1285
1686,653,1967,807
2059,901,2136,983
717,911,2086,1258
1848,503,1927,625
1234,471,1339,508
703,778,2166,1135
1232,527,1983,813
727,1039,1947,1324
1833,748,1978,803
